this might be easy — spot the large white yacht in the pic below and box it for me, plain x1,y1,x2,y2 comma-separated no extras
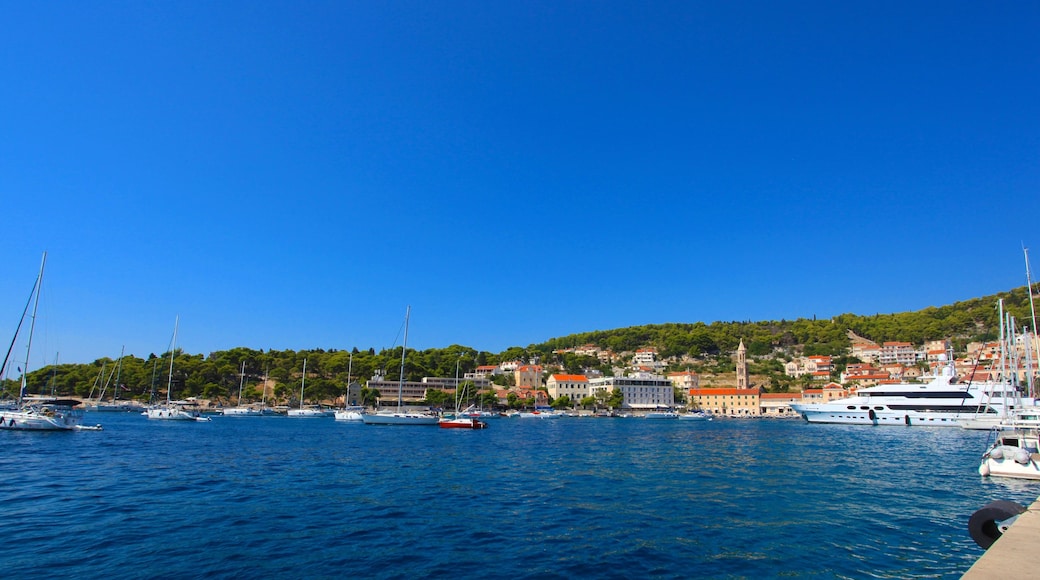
790,357,1033,427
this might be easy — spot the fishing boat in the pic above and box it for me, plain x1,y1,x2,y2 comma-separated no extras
223,361,262,416
645,410,679,419
288,358,334,417
363,307,439,426
439,356,487,429
0,253,91,431
145,317,210,422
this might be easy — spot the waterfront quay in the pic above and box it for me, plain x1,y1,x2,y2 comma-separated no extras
962,495,1040,579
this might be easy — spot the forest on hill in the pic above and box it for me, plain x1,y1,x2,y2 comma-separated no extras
3,284,1037,404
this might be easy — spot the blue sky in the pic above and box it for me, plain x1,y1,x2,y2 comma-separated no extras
2,1,1038,366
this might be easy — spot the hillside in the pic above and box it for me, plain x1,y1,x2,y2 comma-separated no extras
4,284,1038,403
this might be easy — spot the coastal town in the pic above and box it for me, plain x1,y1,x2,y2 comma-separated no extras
333,331,1040,419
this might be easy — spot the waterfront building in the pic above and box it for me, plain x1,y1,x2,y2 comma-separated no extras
422,376,492,390
798,383,848,404
589,373,674,409
760,392,801,416
688,386,761,416
546,374,589,401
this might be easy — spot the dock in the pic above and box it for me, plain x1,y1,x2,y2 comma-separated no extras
962,496,1040,579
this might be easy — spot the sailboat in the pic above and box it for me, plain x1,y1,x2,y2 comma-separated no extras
0,252,90,431
439,356,487,429
223,361,262,416
335,351,365,421
363,306,439,425
144,317,210,422
287,358,333,417
94,346,143,412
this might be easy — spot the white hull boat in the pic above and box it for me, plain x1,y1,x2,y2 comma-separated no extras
678,411,713,421
362,307,438,427
790,356,1031,427
0,398,86,431
363,411,439,425
980,428,1040,480
334,406,365,421
222,406,263,416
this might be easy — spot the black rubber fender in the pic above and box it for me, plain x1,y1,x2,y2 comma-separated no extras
968,500,1026,549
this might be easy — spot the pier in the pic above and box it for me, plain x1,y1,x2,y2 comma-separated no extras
962,496,1040,579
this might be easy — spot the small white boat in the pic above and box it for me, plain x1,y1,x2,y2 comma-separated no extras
146,317,210,422
334,406,366,421
223,362,262,416
645,411,679,419
979,427,1040,480
678,411,713,421
364,411,439,425
287,359,334,418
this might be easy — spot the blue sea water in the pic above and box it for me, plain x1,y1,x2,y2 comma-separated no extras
1,414,1036,579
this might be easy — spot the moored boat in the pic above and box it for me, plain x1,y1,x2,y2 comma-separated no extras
145,317,211,422
790,354,1031,427
1,254,92,432
363,307,439,426
979,427,1040,480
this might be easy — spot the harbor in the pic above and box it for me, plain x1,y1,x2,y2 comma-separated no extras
2,412,1033,578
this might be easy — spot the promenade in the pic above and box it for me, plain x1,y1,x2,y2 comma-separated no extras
962,495,1040,579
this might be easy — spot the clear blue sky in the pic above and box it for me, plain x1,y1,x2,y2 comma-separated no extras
2,1,1038,366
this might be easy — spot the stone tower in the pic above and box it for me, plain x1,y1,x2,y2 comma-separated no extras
736,339,749,390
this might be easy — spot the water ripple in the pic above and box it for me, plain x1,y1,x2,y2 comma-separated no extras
1,415,1035,578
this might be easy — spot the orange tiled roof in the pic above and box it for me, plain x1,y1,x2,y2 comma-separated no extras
550,374,588,382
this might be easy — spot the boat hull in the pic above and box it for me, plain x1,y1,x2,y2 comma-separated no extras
0,410,82,430
145,407,208,421
222,407,263,416
362,412,439,425
0,400,84,431
287,409,334,417
439,418,487,429
791,404,1001,427
980,431,1040,479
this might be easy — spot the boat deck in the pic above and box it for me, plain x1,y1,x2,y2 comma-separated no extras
962,495,1040,579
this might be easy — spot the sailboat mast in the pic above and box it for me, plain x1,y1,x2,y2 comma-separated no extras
238,361,246,404
166,316,179,405
398,306,410,410
19,252,46,404
113,345,125,402
299,358,307,410
1025,246,1040,396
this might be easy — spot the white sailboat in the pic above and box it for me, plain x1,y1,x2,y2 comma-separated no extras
439,356,487,429
145,317,210,422
223,361,261,416
335,351,365,421
363,306,439,426
288,358,333,417
0,253,90,431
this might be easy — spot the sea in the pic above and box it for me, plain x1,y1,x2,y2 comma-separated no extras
1,413,1036,579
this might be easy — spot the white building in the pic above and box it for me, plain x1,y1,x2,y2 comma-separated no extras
589,373,674,409
546,374,590,402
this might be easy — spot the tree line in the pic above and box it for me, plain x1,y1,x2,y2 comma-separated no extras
4,284,1036,403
